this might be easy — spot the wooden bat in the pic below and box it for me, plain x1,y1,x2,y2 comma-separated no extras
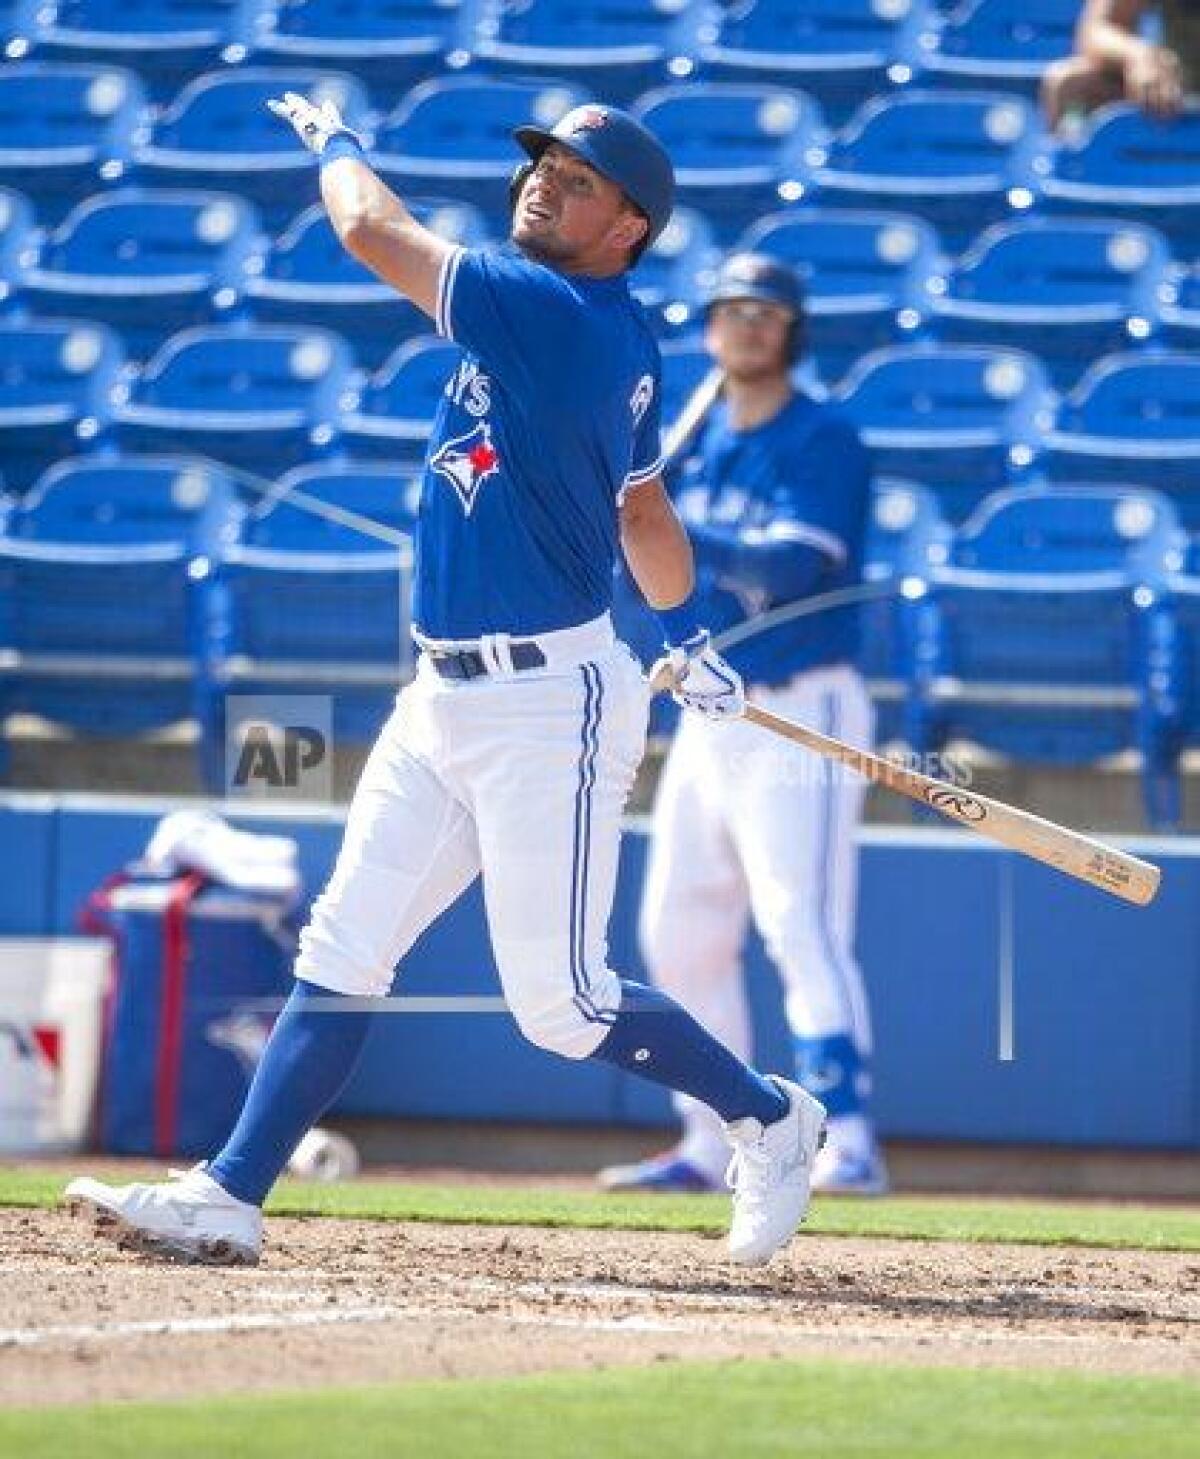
662,366,724,468
650,666,1160,906
741,700,1161,907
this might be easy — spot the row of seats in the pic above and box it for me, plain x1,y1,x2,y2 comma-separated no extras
2,463,1198,826
1,61,1198,245
2,317,1197,526
3,0,1081,116
3,184,1197,387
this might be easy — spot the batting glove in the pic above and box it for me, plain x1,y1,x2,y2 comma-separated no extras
653,631,745,720
266,91,364,156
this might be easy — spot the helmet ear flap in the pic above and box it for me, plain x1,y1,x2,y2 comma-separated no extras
509,161,535,214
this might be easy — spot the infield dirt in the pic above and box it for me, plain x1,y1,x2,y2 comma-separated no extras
1,1205,1197,1408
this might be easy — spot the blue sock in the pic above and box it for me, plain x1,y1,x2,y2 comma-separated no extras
591,980,787,1126
793,1033,868,1119
208,980,372,1206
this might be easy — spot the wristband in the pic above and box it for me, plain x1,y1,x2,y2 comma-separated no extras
320,133,366,168
655,598,704,647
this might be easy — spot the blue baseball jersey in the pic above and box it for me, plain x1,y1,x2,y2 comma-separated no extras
675,392,871,685
414,243,663,640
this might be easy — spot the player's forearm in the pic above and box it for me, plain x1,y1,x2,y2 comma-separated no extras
619,482,695,609
1078,0,1153,66
319,155,446,319
689,522,829,602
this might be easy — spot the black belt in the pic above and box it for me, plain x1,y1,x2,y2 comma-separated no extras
425,642,547,680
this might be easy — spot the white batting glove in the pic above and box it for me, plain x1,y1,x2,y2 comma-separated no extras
653,631,745,720
266,91,364,156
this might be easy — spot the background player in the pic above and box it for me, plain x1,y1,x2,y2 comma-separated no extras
602,254,886,1197
66,102,826,1268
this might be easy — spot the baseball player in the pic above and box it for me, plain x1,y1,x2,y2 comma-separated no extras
66,102,826,1267
601,254,886,1197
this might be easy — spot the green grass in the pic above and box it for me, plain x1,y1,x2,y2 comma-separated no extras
6,1166,1200,1251
1,1360,1197,1458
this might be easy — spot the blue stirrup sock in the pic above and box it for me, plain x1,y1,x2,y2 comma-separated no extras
591,979,787,1127
793,1032,869,1119
208,979,373,1207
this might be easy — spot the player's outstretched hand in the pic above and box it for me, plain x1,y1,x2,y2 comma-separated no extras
653,631,745,720
266,91,363,155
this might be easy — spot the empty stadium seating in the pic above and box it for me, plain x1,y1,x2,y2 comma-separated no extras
634,82,823,241
698,0,929,128
918,0,1077,97
1041,354,1200,525
112,323,354,479
836,343,1052,519
0,62,147,220
0,455,238,780
913,486,1185,827
814,89,1043,249
15,188,262,358
338,335,462,464
927,217,1171,391
1160,264,1200,352
0,186,34,299
132,68,370,227
0,318,124,492
16,0,263,101
630,206,720,338
738,208,937,383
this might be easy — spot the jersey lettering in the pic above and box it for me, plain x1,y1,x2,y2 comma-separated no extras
445,358,493,418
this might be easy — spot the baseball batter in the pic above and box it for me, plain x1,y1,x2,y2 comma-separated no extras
66,101,826,1267
602,255,886,1197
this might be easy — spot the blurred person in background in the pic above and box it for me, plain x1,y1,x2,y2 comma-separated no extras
1043,0,1198,129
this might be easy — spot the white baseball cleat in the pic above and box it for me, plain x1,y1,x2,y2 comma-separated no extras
724,1077,826,1266
63,1165,262,1266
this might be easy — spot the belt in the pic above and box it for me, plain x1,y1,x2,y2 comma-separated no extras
424,642,547,681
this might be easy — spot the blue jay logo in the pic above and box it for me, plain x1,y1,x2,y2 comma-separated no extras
429,421,501,516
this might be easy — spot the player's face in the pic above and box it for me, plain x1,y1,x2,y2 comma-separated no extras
513,144,647,273
706,299,794,382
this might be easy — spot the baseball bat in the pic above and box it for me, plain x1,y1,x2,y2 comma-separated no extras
650,668,1159,905
662,366,724,468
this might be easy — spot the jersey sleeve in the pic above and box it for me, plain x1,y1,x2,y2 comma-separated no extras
620,365,664,500
766,414,871,569
436,244,575,393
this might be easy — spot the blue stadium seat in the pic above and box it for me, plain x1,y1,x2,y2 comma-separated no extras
338,336,460,464
739,208,938,384
859,477,949,745
918,0,1078,97
132,69,370,229
207,483,412,748
472,0,704,107
0,63,146,221
928,218,1171,391
244,197,489,370
0,187,35,307
698,0,929,129
251,0,468,110
374,78,585,226
1166,535,1200,752
1041,354,1200,526
815,90,1043,249
633,83,823,242
15,189,261,359
1041,103,1200,253
915,485,1184,826
1160,265,1200,352
0,455,238,776
629,206,719,339
659,337,712,429
19,0,263,101
0,318,124,492
836,343,1051,519
113,323,354,480
260,460,419,541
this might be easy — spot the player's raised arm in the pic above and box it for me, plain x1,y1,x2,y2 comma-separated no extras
267,91,452,322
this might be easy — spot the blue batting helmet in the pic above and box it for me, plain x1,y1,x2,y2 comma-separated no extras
513,104,675,249
704,253,805,317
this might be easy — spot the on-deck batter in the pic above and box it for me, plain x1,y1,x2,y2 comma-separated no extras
601,254,886,1198
66,99,826,1268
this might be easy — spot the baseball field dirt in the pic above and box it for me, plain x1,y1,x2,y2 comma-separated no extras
1,1166,1197,1457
